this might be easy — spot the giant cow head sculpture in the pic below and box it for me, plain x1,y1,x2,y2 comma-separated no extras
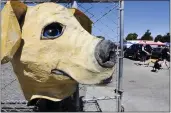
1,0,117,103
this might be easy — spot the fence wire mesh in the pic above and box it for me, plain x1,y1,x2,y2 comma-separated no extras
1,0,121,112
77,2,120,42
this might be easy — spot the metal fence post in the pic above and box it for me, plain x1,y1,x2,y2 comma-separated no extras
117,0,124,112
73,84,80,111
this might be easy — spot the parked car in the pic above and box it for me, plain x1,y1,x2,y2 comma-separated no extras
151,47,163,59
124,44,152,60
123,42,133,51
166,53,170,62
161,47,170,62
151,47,170,61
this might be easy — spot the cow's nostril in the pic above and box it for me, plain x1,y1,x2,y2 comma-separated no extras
102,51,115,63
95,40,117,68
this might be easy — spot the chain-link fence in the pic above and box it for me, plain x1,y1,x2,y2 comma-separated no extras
1,0,124,112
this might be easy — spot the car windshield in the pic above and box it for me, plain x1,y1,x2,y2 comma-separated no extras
153,48,162,52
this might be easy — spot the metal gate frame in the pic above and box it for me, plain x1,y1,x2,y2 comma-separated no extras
117,0,124,112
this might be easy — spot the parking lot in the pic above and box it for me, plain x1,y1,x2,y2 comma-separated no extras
1,58,170,112
122,58,170,111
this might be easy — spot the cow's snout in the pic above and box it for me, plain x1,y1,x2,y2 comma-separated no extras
95,40,116,68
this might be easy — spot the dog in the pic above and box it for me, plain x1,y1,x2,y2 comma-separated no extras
152,59,161,72
1,0,116,111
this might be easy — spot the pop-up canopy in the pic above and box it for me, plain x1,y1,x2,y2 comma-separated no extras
138,40,165,46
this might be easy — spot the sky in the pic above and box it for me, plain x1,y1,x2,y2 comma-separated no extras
79,1,170,41
124,1,169,39
1,1,169,41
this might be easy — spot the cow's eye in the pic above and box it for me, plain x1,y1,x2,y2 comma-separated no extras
42,23,64,39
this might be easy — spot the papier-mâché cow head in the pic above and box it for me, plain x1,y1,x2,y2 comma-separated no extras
1,0,116,102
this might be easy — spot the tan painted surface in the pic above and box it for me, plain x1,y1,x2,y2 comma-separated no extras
1,1,27,63
1,1,115,102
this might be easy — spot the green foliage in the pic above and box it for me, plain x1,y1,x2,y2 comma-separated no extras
154,33,170,42
141,30,153,40
154,35,162,42
161,33,170,42
125,30,169,42
125,33,138,40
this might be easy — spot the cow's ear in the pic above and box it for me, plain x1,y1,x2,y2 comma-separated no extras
1,0,27,64
68,8,93,34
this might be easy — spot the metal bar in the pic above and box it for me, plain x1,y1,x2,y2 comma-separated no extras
115,2,120,112
83,96,116,102
1,0,120,3
116,42,120,111
95,100,102,112
74,84,80,111
1,102,27,104
117,0,124,112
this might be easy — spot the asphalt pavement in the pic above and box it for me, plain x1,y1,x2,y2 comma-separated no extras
122,58,170,112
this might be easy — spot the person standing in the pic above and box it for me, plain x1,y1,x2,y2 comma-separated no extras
140,44,150,65
161,46,170,69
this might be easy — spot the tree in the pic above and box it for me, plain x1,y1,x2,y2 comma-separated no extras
154,35,162,42
125,33,138,40
161,33,170,42
141,30,153,40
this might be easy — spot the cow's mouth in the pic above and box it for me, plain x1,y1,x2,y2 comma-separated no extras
51,69,112,85
99,76,113,85
51,69,74,80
